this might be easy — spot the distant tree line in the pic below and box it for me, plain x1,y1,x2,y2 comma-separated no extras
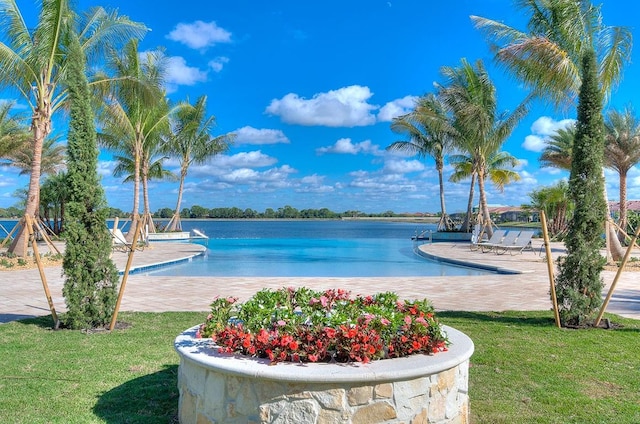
152,205,412,220
0,203,432,221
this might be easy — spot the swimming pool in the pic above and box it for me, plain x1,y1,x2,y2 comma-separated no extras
143,220,491,277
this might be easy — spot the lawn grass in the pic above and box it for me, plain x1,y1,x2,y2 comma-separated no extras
1,311,638,423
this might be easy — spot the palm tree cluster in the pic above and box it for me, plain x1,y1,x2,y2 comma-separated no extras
388,61,527,237
473,0,632,260
539,107,640,241
392,1,634,244
0,0,233,254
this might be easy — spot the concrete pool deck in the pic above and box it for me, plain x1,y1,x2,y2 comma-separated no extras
1,240,639,323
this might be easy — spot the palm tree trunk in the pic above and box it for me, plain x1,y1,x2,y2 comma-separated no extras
603,170,624,261
128,139,142,241
8,109,49,256
436,163,450,231
619,172,628,238
168,167,187,232
463,174,476,233
477,171,494,238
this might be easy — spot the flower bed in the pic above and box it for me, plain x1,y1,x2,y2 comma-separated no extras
176,288,473,423
196,287,448,364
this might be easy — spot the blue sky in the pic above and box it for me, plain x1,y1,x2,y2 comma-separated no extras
1,0,639,214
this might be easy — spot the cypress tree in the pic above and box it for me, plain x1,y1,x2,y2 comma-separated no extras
554,49,607,327
62,31,120,329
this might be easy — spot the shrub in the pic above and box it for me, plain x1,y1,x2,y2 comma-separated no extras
198,287,448,364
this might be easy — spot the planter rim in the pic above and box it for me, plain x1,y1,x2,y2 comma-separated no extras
175,324,474,384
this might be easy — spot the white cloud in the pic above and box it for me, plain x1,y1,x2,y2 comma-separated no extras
539,167,563,175
234,126,290,145
265,85,378,127
209,56,230,72
97,160,117,177
516,158,529,170
300,174,325,185
166,21,232,50
165,56,208,86
220,168,260,183
530,116,575,136
213,151,278,169
377,95,418,122
522,116,576,152
383,159,424,174
316,138,381,155
189,151,278,177
522,134,546,152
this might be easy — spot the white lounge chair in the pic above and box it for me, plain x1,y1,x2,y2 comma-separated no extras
469,224,487,250
490,231,522,254
499,230,535,255
110,228,131,252
477,229,507,253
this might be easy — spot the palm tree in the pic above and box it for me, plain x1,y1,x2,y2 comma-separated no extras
449,150,521,232
387,94,455,231
539,125,576,171
448,153,476,232
0,102,30,158
471,0,632,259
96,40,172,237
471,0,631,109
0,0,146,256
526,181,572,239
8,135,66,177
111,150,176,234
163,95,233,232
604,107,640,235
7,134,66,223
39,171,68,235
438,58,529,237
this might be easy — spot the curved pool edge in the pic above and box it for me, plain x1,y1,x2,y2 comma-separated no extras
416,243,522,275
119,243,207,275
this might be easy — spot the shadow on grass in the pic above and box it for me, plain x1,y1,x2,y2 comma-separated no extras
11,314,59,329
439,310,640,333
93,365,179,424
438,310,557,327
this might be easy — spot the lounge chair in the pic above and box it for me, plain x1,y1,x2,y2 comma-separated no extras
489,231,521,254
110,228,131,252
477,229,507,253
469,224,487,250
498,230,535,255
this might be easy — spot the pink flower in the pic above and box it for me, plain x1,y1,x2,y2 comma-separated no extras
380,318,391,326
404,315,412,325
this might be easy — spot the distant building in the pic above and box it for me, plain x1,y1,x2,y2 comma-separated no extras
609,201,640,213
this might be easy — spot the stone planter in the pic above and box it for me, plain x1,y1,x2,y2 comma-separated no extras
175,325,474,424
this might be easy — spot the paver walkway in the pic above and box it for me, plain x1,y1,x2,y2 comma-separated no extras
1,240,638,323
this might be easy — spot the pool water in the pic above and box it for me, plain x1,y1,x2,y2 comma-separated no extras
143,220,491,277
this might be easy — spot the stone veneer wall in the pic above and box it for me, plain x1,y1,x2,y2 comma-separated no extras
175,325,473,424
